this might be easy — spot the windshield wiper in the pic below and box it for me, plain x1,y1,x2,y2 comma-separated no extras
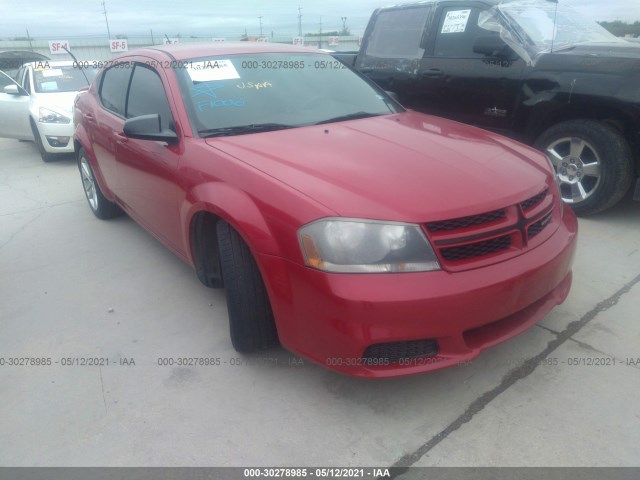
199,123,295,138
314,112,381,125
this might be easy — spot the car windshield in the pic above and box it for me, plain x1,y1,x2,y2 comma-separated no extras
498,0,625,50
33,65,97,93
175,53,399,137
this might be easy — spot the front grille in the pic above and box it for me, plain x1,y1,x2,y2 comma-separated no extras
528,213,553,239
520,189,548,211
362,339,439,363
424,185,555,268
426,209,505,232
440,235,512,262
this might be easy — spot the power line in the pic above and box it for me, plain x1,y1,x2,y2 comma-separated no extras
101,1,111,39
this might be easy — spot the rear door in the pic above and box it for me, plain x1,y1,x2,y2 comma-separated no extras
94,62,133,190
356,4,435,108
0,69,32,140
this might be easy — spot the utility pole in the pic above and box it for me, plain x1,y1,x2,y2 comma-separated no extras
341,17,348,35
26,28,33,51
298,6,303,36
150,29,155,44
258,16,263,36
102,1,111,39
319,16,322,49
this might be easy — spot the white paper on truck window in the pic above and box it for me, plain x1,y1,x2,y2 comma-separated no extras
187,60,240,82
441,10,471,34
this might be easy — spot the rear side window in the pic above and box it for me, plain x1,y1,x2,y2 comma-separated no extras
434,7,486,58
365,7,431,59
99,64,131,116
126,64,174,131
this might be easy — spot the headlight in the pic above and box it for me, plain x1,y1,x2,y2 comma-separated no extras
298,218,441,273
39,107,71,124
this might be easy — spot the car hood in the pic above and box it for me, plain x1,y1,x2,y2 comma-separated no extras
33,91,78,117
205,112,551,222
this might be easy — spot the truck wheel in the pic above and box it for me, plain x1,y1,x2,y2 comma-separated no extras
216,220,279,353
535,120,634,216
78,148,122,219
30,120,55,163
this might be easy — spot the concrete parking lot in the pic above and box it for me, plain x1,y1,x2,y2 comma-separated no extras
1,137,639,468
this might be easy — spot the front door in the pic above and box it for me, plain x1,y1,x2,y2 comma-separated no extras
116,62,183,252
419,3,526,134
0,70,31,140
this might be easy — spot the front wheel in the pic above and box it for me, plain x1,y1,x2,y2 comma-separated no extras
216,220,279,353
535,120,634,216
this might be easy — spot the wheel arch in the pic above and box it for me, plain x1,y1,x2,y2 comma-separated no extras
184,182,281,288
524,103,638,146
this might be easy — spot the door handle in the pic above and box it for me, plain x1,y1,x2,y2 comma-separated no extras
113,132,128,144
421,68,443,78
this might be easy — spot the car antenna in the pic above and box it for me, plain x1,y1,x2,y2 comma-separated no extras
61,45,90,85
549,0,559,54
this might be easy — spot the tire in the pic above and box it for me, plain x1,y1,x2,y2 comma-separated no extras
216,220,279,352
77,148,122,219
534,119,634,216
30,120,55,163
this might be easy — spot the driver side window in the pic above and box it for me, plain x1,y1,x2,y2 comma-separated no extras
126,64,174,131
433,7,490,58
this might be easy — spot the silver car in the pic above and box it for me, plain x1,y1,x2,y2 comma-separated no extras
0,60,97,161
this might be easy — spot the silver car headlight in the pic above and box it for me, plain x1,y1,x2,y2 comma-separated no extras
39,107,71,124
298,218,441,273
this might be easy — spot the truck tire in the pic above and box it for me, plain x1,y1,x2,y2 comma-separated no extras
78,148,122,219
216,220,279,353
534,120,634,216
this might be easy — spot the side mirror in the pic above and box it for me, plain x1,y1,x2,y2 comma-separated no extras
3,84,26,96
473,34,514,59
123,114,178,144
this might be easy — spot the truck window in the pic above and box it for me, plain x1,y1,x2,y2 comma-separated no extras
365,7,431,59
434,7,486,58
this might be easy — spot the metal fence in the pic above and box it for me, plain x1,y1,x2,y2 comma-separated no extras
0,36,361,63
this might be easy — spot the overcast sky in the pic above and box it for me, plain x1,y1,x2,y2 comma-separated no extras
1,0,638,39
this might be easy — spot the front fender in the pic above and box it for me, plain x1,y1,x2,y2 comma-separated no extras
182,182,280,263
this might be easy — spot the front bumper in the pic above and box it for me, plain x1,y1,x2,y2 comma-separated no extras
36,121,74,154
259,209,578,378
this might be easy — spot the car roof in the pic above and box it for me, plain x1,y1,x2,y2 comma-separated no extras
119,42,329,61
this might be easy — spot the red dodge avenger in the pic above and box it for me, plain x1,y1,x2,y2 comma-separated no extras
74,43,577,377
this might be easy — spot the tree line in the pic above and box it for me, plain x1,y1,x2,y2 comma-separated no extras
599,21,640,37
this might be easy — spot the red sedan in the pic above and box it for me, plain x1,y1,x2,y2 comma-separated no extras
73,43,577,377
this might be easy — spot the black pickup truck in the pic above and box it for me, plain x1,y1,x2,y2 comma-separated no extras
336,0,640,215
